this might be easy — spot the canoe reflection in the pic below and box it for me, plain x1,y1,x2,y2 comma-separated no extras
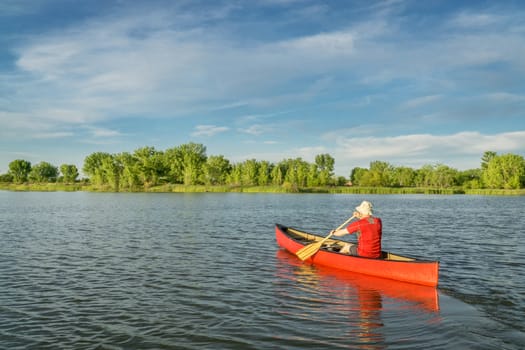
275,248,439,313
275,249,439,348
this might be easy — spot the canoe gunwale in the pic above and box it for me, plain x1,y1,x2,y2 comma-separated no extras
277,223,437,264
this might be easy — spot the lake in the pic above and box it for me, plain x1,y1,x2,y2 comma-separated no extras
1,191,524,349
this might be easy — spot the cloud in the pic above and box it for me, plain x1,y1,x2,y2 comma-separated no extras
239,124,274,136
2,1,525,175
280,30,354,56
8,2,525,130
330,130,525,170
33,131,74,139
0,111,76,139
12,12,217,116
0,0,40,16
191,125,229,137
449,11,503,28
296,145,329,159
86,126,123,138
401,95,443,109
485,92,525,103
321,124,387,139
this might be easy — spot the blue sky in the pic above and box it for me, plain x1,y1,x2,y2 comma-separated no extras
1,0,524,176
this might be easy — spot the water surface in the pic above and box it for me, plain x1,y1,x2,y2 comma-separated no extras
1,192,523,349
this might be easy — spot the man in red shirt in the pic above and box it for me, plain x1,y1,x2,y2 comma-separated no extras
331,200,382,258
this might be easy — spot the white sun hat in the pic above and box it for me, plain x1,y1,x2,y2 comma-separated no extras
355,200,373,216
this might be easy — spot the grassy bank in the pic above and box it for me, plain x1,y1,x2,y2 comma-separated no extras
1,182,524,195
0,183,86,192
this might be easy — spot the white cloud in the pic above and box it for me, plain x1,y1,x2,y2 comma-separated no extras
330,130,525,171
449,11,502,28
321,124,386,139
2,2,525,175
401,95,443,109
86,127,123,138
485,92,525,103
191,125,229,137
33,131,74,139
239,124,274,136
0,111,75,139
280,30,354,56
8,3,525,130
0,1,40,16
296,146,329,159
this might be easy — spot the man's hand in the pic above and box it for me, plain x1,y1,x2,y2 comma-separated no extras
332,228,345,237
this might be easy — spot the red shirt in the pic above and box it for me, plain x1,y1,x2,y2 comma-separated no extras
346,217,382,258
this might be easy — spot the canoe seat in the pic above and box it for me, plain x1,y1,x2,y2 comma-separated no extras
323,243,342,252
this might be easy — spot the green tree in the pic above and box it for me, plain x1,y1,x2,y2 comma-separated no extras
283,158,309,187
241,159,259,186
315,153,335,185
83,152,113,185
101,155,122,190
60,164,79,183
115,152,141,189
164,147,184,184
133,146,167,187
414,165,434,187
271,164,284,185
391,166,416,187
8,159,32,183
203,155,231,185
482,153,525,189
0,173,13,182
431,164,458,188
178,143,207,185
307,163,319,187
350,167,368,186
456,169,481,189
365,161,393,187
481,151,497,171
257,160,272,186
29,161,59,183
335,176,348,186
227,163,243,186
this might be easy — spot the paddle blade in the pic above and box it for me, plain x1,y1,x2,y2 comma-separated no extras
296,241,324,261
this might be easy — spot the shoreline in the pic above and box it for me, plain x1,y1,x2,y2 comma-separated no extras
1,183,524,196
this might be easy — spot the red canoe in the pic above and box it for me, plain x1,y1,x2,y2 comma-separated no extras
275,223,439,287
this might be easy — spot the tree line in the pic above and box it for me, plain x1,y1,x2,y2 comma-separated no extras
0,143,337,191
350,151,525,190
1,144,524,191
1,160,79,184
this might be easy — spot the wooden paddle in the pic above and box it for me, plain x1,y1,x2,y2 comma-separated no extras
296,215,356,261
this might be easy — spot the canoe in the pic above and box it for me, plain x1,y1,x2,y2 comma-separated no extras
275,223,439,287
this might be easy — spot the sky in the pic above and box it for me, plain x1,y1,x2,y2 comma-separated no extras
1,0,524,176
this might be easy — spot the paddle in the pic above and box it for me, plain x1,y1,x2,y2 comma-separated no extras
296,215,356,261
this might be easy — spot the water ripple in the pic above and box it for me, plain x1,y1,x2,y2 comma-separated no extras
1,192,524,349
